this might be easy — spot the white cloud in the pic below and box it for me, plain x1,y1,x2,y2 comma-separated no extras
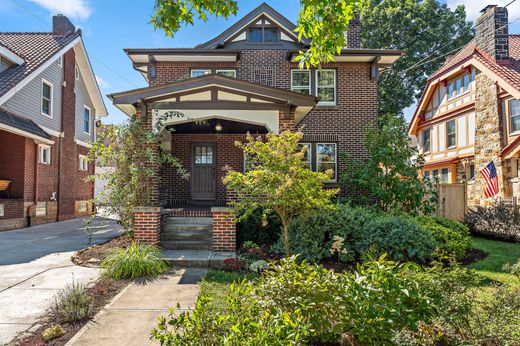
95,75,110,89
447,0,520,22
28,0,92,21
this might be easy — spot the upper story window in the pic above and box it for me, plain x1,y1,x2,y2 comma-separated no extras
510,99,520,133
41,80,52,117
216,70,236,78
316,70,336,106
447,73,471,100
423,128,431,153
191,69,211,77
446,119,456,148
83,106,91,134
248,26,278,43
291,70,311,95
39,145,51,165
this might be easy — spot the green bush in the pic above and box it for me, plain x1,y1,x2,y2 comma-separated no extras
52,281,93,323
42,325,65,342
415,216,471,260
359,216,437,262
101,242,169,279
236,208,281,247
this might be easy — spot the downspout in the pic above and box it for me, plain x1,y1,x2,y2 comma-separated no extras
27,141,39,226
56,135,62,221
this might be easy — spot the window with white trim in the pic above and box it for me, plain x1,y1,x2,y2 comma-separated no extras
509,99,520,133
446,120,456,148
39,145,51,165
191,69,211,77
316,69,336,105
83,107,91,134
216,69,236,78
41,80,52,117
423,128,431,153
79,155,88,171
75,64,79,80
317,143,337,182
291,70,311,95
298,143,312,169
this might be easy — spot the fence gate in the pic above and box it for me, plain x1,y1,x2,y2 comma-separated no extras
436,183,467,221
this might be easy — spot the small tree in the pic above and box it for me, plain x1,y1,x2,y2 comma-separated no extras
223,131,338,257
341,114,436,215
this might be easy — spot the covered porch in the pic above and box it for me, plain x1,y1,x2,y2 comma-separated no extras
109,74,317,251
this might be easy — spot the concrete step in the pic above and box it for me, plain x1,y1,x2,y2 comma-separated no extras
165,217,213,226
161,232,213,242
163,250,236,267
163,224,213,233
160,240,212,251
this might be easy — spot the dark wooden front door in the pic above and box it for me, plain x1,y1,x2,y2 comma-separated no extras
190,142,216,200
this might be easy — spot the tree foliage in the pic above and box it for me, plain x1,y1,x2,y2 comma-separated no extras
360,0,474,115
150,0,359,68
341,115,437,215
223,131,338,257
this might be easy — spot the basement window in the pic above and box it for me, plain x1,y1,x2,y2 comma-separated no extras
35,202,47,216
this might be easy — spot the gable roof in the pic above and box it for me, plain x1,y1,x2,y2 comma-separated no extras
0,107,53,143
0,31,107,116
409,35,520,135
196,2,305,49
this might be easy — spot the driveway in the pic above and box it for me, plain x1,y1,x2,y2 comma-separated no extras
0,217,123,345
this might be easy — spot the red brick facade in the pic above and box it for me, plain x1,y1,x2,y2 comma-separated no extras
134,207,161,244
211,208,236,252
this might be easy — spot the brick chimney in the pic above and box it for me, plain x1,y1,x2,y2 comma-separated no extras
52,14,76,36
344,16,361,49
475,5,509,64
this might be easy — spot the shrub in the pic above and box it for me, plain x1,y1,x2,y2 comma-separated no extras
465,201,520,241
42,325,65,342
415,216,471,259
238,241,265,261
359,216,437,262
503,259,520,280
249,260,268,273
101,242,168,279
222,258,242,271
52,281,93,323
236,208,281,247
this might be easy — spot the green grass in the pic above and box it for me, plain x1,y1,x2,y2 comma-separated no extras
200,270,256,313
467,236,520,287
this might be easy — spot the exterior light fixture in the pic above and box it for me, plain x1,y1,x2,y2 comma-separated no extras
215,123,223,132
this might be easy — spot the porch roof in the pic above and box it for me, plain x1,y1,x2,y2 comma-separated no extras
0,107,53,144
107,74,318,124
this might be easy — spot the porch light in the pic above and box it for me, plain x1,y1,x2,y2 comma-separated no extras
215,122,223,132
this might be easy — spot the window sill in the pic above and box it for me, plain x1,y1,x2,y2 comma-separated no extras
41,112,52,118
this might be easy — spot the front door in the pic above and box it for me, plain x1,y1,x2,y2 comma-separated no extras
190,142,216,200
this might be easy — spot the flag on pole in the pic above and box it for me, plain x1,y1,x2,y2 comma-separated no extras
480,161,499,198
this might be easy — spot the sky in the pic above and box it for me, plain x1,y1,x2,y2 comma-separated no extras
1,0,520,125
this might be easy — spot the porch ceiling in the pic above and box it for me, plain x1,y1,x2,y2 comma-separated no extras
166,118,268,134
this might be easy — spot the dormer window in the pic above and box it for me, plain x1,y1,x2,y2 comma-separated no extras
247,19,279,43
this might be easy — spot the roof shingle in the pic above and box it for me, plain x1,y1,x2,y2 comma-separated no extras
0,107,51,140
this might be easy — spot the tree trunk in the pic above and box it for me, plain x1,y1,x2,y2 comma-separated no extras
282,218,290,257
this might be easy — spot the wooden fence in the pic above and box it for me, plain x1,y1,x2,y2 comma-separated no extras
436,183,467,221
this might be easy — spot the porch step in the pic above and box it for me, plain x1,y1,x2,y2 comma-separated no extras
161,231,213,242
163,250,236,267
160,240,212,250
160,217,213,250
164,217,213,225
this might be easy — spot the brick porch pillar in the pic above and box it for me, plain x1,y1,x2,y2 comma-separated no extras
134,207,162,244
211,207,236,252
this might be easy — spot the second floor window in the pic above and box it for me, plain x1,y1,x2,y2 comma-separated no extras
41,80,52,117
191,69,211,77
447,72,471,99
83,107,90,134
510,99,520,133
248,27,278,43
423,128,431,153
316,70,336,105
291,70,310,95
446,120,456,148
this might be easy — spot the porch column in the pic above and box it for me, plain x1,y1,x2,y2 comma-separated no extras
211,207,236,252
134,105,162,243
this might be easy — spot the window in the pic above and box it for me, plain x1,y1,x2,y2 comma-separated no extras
291,70,311,95
79,201,87,213
248,27,278,43
191,69,211,77
446,120,456,148
0,204,4,217
57,56,62,67
216,70,236,78
441,168,449,183
317,143,337,182
469,163,475,180
79,155,88,171
447,73,471,99
432,169,439,180
316,70,336,105
264,28,278,42
195,146,213,164
248,28,263,43
243,153,257,172
75,64,79,80
510,99,520,133
423,128,431,153
35,202,47,216
41,80,52,117
298,143,312,169
424,171,431,181
39,145,51,165
83,106,91,134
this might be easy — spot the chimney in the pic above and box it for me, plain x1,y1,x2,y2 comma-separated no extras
475,5,509,64
52,14,76,36
344,16,361,49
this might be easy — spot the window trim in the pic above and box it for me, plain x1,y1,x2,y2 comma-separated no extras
446,119,456,149
39,144,51,165
290,69,311,95
79,155,88,171
317,142,338,183
315,69,337,106
83,106,91,135
215,69,236,78
41,79,53,118
423,128,431,154
190,69,211,78
509,99,520,134
75,64,80,81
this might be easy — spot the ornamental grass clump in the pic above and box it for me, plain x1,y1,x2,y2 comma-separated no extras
101,242,169,280
52,281,93,323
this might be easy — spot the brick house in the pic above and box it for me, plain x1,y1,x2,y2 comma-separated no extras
109,3,403,251
409,5,520,206
0,15,107,231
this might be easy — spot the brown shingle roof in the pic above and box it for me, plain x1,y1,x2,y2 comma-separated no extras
0,107,51,140
0,32,79,98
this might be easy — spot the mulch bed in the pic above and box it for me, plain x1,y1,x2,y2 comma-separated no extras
72,234,133,267
459,248,488,266
14,278,129,346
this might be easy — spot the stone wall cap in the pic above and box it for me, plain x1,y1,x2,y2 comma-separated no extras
134,207,163,212
211,207,234,213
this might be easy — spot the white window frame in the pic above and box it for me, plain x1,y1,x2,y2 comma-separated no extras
39,144,51,165
79,155,88,171
423,128,431,153
509,99,520,134
83,106,91,134
216,69,236,78
317,142,337,183
446,119,456,148
41,79,53,118
315,69,336,106
57,55,62,67
291,69,311,95
75,64,80,80
190,69,211,78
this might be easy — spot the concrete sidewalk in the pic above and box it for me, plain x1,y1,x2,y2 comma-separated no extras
66,268,206,346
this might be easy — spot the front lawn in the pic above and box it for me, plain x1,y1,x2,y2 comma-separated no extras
468,236,520,287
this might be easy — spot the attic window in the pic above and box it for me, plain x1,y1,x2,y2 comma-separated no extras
248,26,278,43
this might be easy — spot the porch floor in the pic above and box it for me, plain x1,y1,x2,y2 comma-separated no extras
163,250,236,267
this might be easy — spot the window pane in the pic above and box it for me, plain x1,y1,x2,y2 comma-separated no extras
298,143,312,169
433,170,439,179
510,100,520,133
469,164,475,180
191,70,210,77
448,83,454,99
249,28,262,42
423,129,431,152
424,171,431,181
42,99,50,115
216,70,236,78
447,120,456,147
317,144,336,162
264,28,278,42
463,74,470,91
318,163,336,180
43,83,51,98
317,87,334,102
455,78,462,95
291,71,310,87
317,70,335,86
441,168,449,183
84,108,90,133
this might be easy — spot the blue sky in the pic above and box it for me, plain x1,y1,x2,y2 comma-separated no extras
1,0,520,124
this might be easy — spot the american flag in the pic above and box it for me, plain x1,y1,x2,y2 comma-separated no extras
480,161,499,198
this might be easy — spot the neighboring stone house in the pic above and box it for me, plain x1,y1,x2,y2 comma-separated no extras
0,15,107,231
409,5,520,206
109,3,403,251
